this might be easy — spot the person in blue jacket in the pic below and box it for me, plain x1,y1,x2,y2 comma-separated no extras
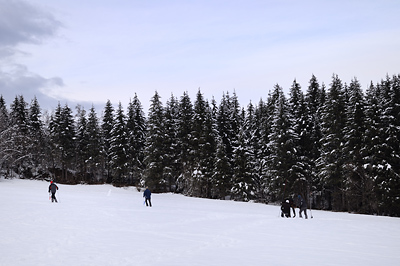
297,194,308,219
143,187,152,207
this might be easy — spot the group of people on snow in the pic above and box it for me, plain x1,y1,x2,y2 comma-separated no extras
49,180,307,217
281,194,308,219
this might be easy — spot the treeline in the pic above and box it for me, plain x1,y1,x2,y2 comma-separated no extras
1,74,399,216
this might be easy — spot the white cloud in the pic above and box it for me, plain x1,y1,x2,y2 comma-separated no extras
0,0,64,109
0,0,61,47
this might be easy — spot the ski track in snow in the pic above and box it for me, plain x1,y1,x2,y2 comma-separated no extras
1,178,400,266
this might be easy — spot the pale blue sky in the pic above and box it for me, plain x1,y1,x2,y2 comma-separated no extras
1,0,399,112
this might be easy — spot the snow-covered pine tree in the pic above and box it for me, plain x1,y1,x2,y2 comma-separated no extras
61,104,76,182
48,103,62,178
254,99,269,201
231,108,254,201
229,91,242,159
176,92,194,194
386,75,400,216
101,100,115,183
317,74,347,211
216,93,231,156
364,82,382,213
0,96,10,177
110,102,128,186
75,105,89,182
262,88,285,201
228,92,243,196
28,97,43,136
244,102,263,201
373,76,400,216
214,93,235,197
126,94,146,186
49,103,76,182
0,95,8,133
192,89,216,197
163,94,180,192
342,78,373,213
86,105,102,183
191,89,208,197
200,99,217,198
10,95,28,134
4,96,29,177
144,92,166,192
213,135,231,199
7,96,21,172
304,75,324,207
266,84,297,202
191,97,219,198
28,96,47,179
288,80,310,197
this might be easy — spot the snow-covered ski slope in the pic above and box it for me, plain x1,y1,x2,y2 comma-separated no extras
1,178,399,266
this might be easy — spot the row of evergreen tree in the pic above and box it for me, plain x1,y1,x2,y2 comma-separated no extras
1,74,399,216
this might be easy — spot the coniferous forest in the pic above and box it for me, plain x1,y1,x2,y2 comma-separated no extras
1,74,399,216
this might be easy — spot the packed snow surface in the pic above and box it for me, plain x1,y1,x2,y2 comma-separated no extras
1,178,399,266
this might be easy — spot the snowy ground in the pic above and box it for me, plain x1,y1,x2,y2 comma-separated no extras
1,178,399,266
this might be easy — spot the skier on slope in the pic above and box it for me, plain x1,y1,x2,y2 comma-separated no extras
48,181,59,203
143,187,152,207
297,194,308,219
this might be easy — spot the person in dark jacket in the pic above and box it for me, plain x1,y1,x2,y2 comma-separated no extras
48,181,59,203
290,197,296,217
281,199,291,217
281,197,296,218
143,187,152,207
297,194,308,219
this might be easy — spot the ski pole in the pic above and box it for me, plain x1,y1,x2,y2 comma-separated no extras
279,178,287,217
309,190,313,219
